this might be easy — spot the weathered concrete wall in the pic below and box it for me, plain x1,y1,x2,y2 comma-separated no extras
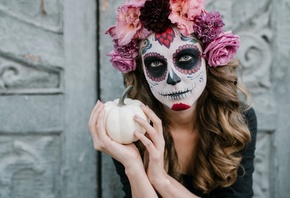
0,0,97,197
99,0,290,197
272,0,290,197
62,0,97,197
99,1,125,197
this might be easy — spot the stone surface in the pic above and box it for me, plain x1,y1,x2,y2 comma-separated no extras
253,131,274,198
99,1,125,197
0,95,63,133
0,135,61,198
271,0,290,197
0,56,62,94
0,11,64,68
0,0,97,198
0,0,63,32
62,0,97,197
99,0,124,102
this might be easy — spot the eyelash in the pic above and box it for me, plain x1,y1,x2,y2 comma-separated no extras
151,60,164,67
179,55,193,62
144,53,167,66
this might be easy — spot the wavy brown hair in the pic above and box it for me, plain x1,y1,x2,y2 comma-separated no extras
123,58,251,193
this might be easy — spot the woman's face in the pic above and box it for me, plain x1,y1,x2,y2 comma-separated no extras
140,26,207,111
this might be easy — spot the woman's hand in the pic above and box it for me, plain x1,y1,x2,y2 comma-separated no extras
133,104,167,185
134,105,201,198
88,100,143,170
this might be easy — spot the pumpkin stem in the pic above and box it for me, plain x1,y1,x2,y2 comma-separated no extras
118,85,133,106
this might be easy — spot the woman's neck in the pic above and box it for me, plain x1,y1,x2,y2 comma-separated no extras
164,103,198,133
164,103,200,175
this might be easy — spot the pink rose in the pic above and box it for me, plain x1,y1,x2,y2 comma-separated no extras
105,25,117,39
203,31,240,67
111,1,150,46
108,50,136,73
169,0,205,36
188,0,205,20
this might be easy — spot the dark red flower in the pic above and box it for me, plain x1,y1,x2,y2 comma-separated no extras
113,39,139,59
193,11,225,44
139,0,172,33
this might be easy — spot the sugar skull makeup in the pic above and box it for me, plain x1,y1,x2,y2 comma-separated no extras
140,26,207,111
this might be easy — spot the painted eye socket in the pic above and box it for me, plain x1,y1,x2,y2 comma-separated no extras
143,52,168,82
173,45,201,74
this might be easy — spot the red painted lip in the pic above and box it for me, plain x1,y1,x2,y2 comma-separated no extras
171,103,190,111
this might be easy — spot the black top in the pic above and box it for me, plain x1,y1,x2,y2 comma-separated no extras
112,107,257,198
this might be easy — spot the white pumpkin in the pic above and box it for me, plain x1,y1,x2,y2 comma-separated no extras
104,85,148,144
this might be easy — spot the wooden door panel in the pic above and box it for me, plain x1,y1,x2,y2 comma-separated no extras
0,0,97,197
0,135,61,198
0,95,63,133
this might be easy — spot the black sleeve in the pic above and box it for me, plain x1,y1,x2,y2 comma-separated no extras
209,107,258,198
112,158,132,198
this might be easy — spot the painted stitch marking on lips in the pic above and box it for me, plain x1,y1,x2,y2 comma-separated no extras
159,85,196,101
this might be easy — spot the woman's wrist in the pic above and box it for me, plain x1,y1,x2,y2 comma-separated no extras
149,170,170,189
124,160,145,177
150,173,201,198
125,163,159,198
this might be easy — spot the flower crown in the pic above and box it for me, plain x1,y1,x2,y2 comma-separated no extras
106,0,240,73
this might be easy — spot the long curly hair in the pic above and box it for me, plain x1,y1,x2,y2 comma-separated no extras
123,57,251,193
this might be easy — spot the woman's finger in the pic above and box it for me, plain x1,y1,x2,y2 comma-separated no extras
96,107,108,140
89,103,117,153
135,105,165,149
140,105,163,137
88,100,102,125
134,114,162,149
88,101,104,139
134,130,156,154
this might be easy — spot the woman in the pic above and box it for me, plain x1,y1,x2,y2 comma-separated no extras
88,0,257,197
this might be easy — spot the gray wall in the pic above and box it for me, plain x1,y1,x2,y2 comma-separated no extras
0,0,97,198
0,0,289,198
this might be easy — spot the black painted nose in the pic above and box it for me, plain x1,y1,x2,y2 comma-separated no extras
167,70,181,85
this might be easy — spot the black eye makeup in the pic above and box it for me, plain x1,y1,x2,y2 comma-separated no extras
143,52,168,82
173,44,201,74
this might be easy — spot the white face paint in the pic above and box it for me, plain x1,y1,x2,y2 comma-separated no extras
140,26,207,111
